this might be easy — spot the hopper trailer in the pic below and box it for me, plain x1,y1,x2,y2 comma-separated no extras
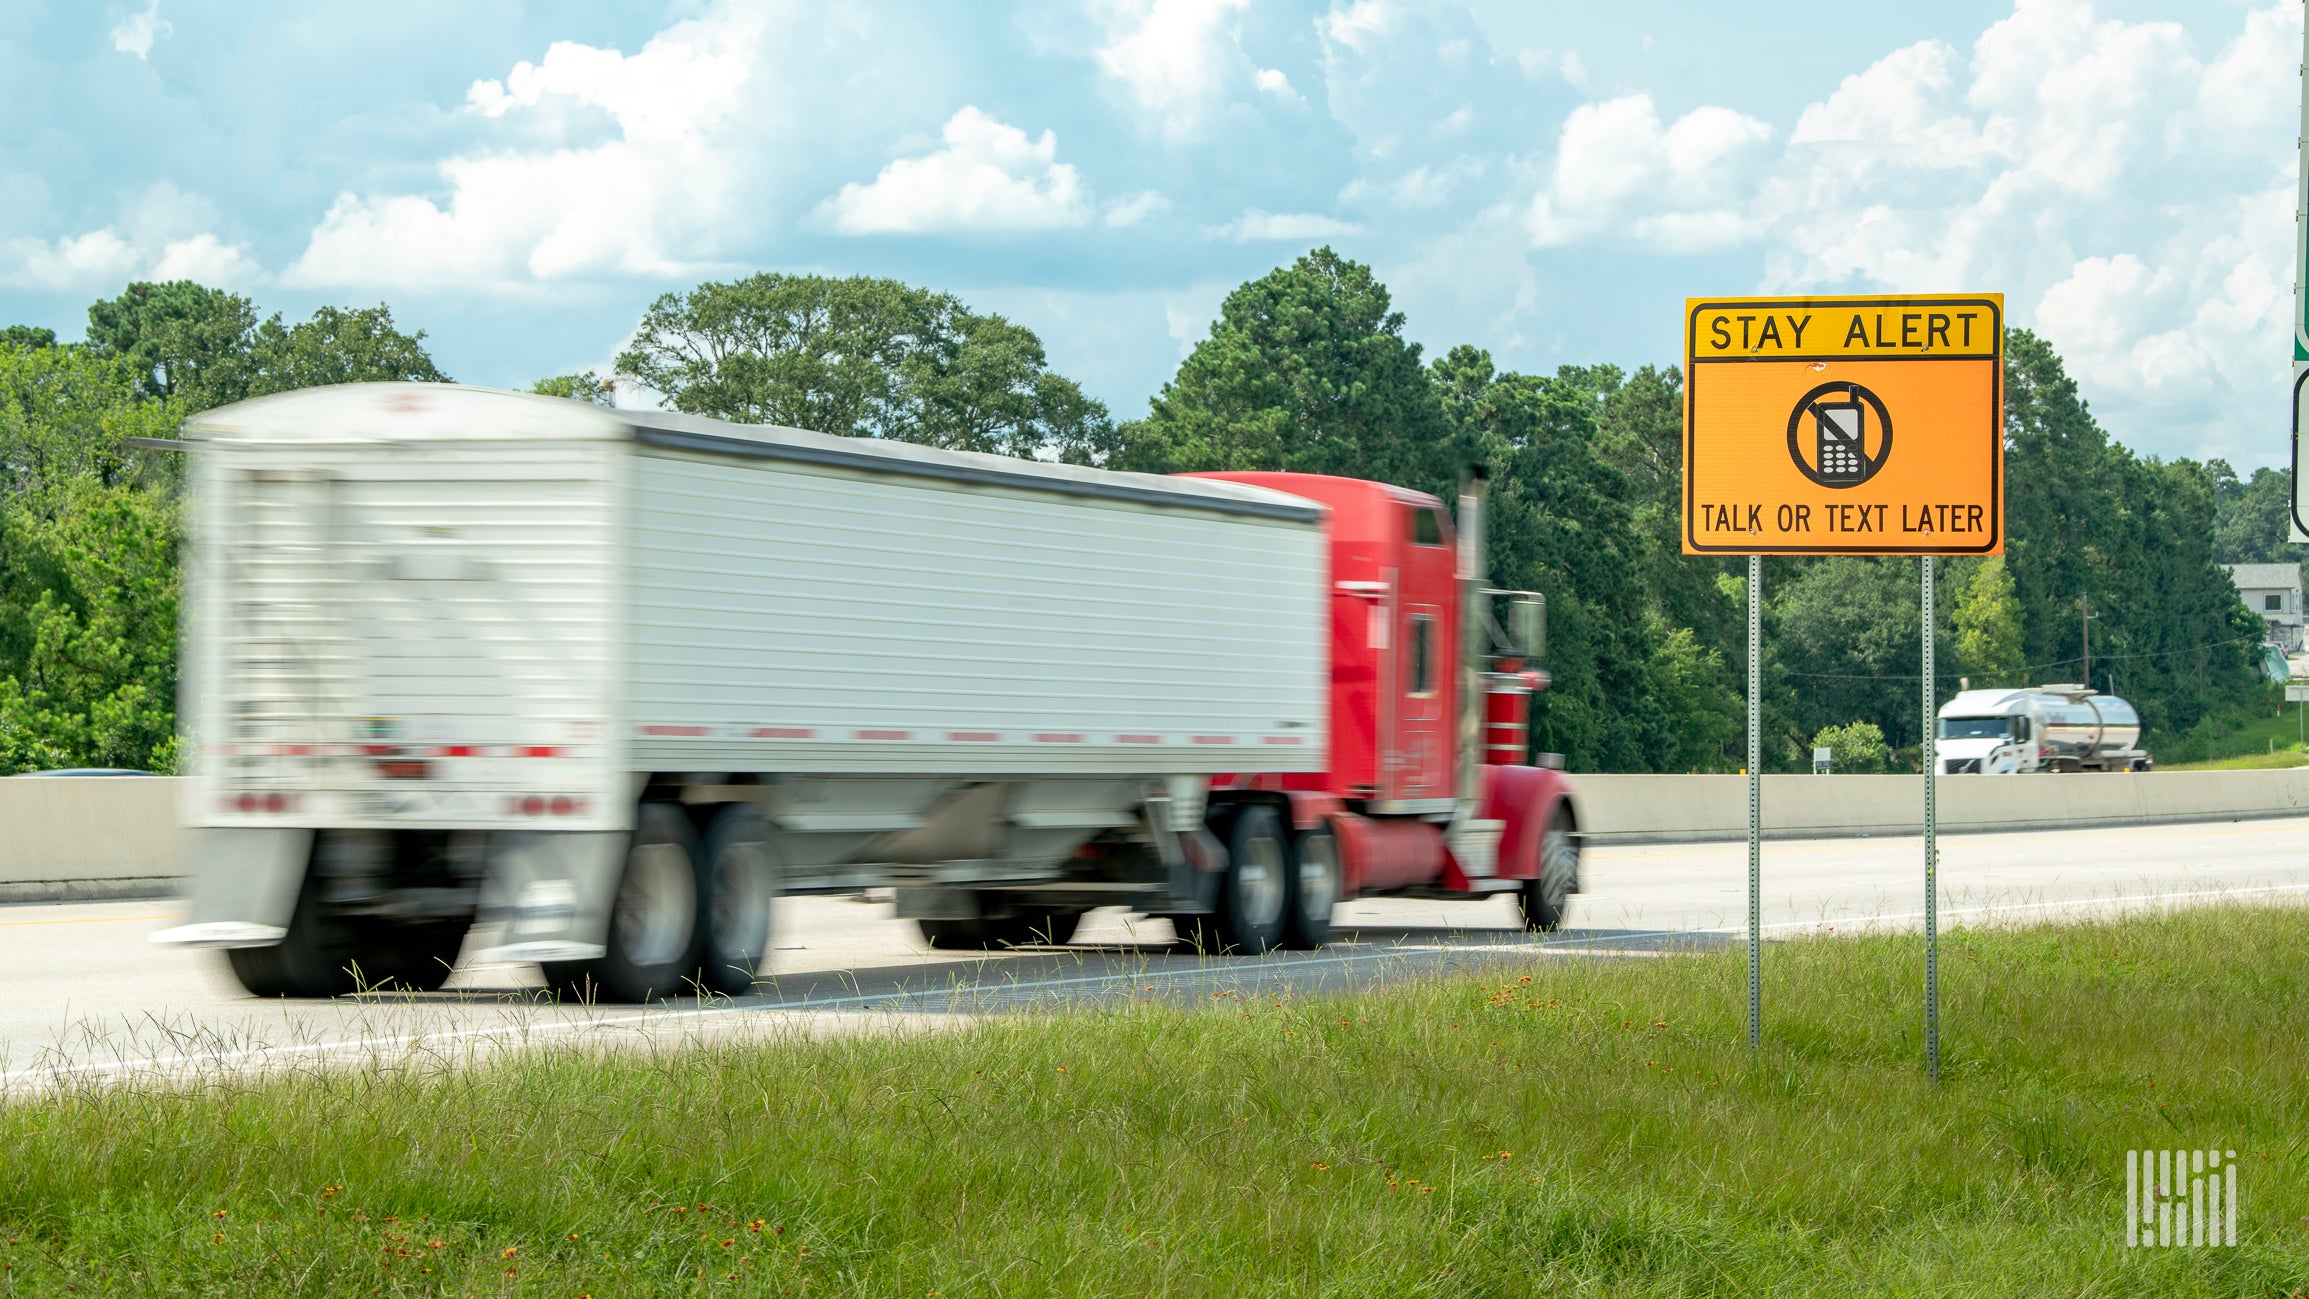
154,384,1580,1001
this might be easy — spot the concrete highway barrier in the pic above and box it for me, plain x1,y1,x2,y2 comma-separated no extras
5,770,2309,900
0,777,187,902
1572,768,2309,844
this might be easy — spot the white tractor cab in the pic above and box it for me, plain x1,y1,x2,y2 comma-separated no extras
1934,685,2151,775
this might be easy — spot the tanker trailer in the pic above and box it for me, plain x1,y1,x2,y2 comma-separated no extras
1936,685,2151,774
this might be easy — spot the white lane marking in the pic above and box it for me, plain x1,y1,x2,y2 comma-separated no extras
10,880,2309,1086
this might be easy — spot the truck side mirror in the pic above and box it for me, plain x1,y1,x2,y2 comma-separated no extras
1510,595,1545,659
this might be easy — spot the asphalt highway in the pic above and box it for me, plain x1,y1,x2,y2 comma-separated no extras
6,814,2307,1085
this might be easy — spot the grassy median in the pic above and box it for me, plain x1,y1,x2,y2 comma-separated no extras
4,907,2307,1297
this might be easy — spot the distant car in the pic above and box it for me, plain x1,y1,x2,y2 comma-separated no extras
10,768,156,777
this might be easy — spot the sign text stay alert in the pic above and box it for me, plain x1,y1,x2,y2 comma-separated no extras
1682,294,2004,557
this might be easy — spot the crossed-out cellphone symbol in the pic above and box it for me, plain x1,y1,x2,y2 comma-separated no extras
1787,381,1893,489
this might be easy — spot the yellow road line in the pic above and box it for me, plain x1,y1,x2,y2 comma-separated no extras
0,914,180,928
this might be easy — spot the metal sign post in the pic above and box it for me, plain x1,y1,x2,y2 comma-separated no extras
1922,557,1940,1085
1683,293,2003,1082
2291,0,2308,542
1748,554,1763,1056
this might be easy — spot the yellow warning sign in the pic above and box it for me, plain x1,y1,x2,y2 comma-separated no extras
1683,294,2003,556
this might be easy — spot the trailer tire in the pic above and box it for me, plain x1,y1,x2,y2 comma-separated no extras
1182,805,1288,954
1519,811,1579,933
225,862,359,999
1281,822,1339,950
697,806,779,996
543,803,703,1004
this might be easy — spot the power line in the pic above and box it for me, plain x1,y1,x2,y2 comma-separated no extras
1765,635,2262,683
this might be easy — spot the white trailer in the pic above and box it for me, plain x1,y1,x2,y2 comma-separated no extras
156,384,1330,1000
1934,685,2151,774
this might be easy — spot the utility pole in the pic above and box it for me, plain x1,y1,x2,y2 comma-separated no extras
2082,594,2095,692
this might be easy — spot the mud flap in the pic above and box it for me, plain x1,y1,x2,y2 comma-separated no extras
149,827,317,948
472,830,624,963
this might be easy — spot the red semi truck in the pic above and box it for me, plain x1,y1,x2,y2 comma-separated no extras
154,385,1580,1001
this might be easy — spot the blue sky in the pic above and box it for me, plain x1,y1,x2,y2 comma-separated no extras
0,0,2297,466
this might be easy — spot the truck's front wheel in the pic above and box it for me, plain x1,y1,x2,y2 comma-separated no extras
544,804,703,1003
1519,811,1579,932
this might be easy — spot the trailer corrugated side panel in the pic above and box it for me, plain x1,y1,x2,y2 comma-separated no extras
624,447,1328,773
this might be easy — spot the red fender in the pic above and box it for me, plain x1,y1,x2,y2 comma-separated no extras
1480,764,1577,882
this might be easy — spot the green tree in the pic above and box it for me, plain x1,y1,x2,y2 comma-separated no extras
2210,460,2299,565
1952,556,2026,687
1811,720,1890,774
85,284,448,414
247,304,449,395
1121,248,1455,491
531,373,616,406
614,273,1111,461
1648,626,1741,771
1770,557,1928,750
0,479,182,773
0,344,179,502
83,281,259,410
1,325,58,351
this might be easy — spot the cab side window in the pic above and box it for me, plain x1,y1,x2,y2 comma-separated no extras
1408,614,1436,696
1411,506,1443,547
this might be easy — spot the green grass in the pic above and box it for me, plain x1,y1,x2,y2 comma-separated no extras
2159,746,2309,771
6,908,2308,1296
2159,697,2309,768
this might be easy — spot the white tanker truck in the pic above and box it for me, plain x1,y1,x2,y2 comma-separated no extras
1934,685,2152,774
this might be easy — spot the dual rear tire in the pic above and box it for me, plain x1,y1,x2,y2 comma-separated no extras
1180,806,1338,954
543,803,779,1003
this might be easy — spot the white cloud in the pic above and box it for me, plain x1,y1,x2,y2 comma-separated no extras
284,9,766,290
2,182,260,291
820,107,1088,235
1341,157,1486,210
1318,0,1393,53
1485,0,2298,459
1093,0,1254,138
1,225,260,292
1254,67,1298,100
1524,95,1773,252
1105,190,1172,227
148,233,262,287
2,230,138,291
1749,0,2300,460
110,0,170,59
1216,209,1362,242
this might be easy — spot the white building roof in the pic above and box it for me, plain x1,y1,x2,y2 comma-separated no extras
2222,562,2301,591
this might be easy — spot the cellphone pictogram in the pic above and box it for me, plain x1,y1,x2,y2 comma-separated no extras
1787,382,1892,489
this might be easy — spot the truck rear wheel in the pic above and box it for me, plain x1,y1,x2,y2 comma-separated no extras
543,803,703,1003
1519,811,1579,932
1182,805,1288,954
697,806,779,996
225,863,359,999
1281,822,1339,950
